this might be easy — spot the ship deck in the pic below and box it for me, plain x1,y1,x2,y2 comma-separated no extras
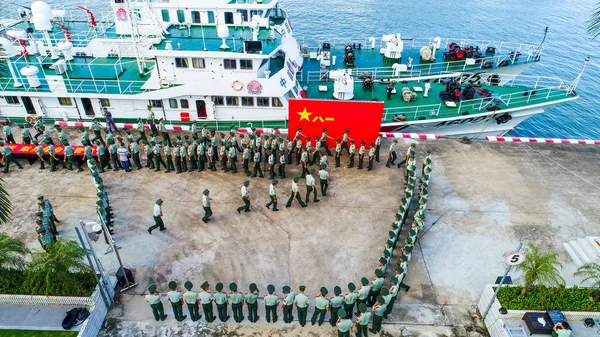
301,80,575,124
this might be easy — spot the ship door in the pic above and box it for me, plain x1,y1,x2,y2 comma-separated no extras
196,100,207,119
22,97,37,115
224,12,234,24
81,98,95,117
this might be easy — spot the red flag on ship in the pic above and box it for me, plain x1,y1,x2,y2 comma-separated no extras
288,99,384,147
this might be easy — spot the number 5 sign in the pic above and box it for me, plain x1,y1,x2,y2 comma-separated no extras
504,252,526,265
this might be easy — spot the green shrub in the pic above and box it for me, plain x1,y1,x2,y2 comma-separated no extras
497,286,600,312
0,268,95,296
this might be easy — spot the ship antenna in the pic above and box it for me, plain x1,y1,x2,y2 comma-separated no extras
567,57,590,94
201,26,207,51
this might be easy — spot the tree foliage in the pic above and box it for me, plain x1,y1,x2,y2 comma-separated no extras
514,244,564,296
0,232,29,270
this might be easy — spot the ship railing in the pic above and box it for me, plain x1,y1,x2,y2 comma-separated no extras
0,76,151,95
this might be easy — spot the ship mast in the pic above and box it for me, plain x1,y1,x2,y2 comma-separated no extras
567,57,589,94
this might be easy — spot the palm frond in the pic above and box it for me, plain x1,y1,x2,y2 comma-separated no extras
575,262,600,287
515,244,565,293
0,232,29,270
588,3,600,39
0,178,12,225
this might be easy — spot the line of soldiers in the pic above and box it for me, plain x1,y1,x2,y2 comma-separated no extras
34,195,60,252
87,154,115,236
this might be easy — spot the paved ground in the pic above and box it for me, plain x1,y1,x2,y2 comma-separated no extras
2,127,599,336
0,304,80,331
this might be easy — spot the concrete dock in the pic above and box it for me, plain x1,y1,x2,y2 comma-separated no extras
1,128,599,336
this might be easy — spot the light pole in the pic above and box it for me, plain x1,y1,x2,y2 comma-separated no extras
482,242,525,319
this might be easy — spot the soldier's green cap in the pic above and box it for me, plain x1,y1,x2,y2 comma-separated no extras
293,176,299,182
162,140,167,145
282,285,290,293
375,269,384,277
406,237,414,243
410,164,417,171
91,171,99,177
388,231,396,238
396,266,405,273
421,188,428,195
272,179,279,184
266,149,272,154
168,281,177,290
309,168,316,174
299,285,306,291
306,136,311,141
377,296,385,304
219,140,225,145
319,148,325,154
267,284,275,293
177,141,183,146
201,281,209,289
270,134,276,139
405,191,411,197
249,283,257,291
202,124,207,127
407,184,414,190
386,240,394,247
97,184,104,189
43,139,50,144
229,283,237,291
393,138,398,143
379,257,387,265
410,142,416,146
203,189,209,195
176,135,181,139
361,277,369,285
409,149,416,155
142,139,148,144
322,128,328,131
383,250,390,257
215,283,223,291
420,197,428,203
36,226,45,233
94,176,102,183
391,276,399,283
35,211,43,216
408,177,416,184
55,126,62,131
358,303,367,313
184,281,193,290
32,140,39,144
320,287,328,296
321,163,327,169
104,128,109,133
148,284,157,293
219,132,225,138
334,286,341,295
338,308,346,317
156,199,163,204
425,157,432,164
423,174,430,180
381,288,389,296
96,191,104,197
184,135,189,139
78,127,84,131
125,130,131,134
396,212,403,219
243,180,250,186
348,282,356,291
425,166,432,172
405,245,414,253
392,223,399,230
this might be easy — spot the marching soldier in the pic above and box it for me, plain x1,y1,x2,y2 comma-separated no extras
311,287,329,326
295,136,303,165
130,140,142,170
319,149,328,169
264,284,279,323
394,265,411,292
357,141,366,169
320,128,333,156
0,141,23,173
336,309,353,337
242,144,251,176
79,127,90,146
344,283,358,319
228,141,237,173
57,127,68,145
422,149,432,174
202,189,212,223
356,277,371,313
20,124,31,144
347,140,356,168
159,119,171,147
174,142,183,174
148,199,166,234
183,281,201,322
153,141,166,171
341,129,350,155
34,140,47,170
63,141,83,172
266,179,280,211
246,283,259,323
187,140,197,171
294,285,309,327
229,283,245,323
381,288,393,319
370,296,387,334
199,281,216,323
143,140,154,169
237,181,251,214
278,148,286,179
214,283,229,322
282,285,296,323
398,142,416,168
386,139,398,168
374,133,382,162
312,138,321,166
318,164,329,197
108,140,120,171
286,177,307,208
164,141,175,173
167,281,187,321
136,118,147,144
334,139,342,168
367,143,376,171
305,136,313,165
96,141,109,172
251,147,263,178
355,303,371,337
90,118,105,146
305,168,320,203
267,149,275,179
181,139,189,172
368,269,385,306
300,147,309,178
145,284,167,321
329,286,345,327
46,140,59,172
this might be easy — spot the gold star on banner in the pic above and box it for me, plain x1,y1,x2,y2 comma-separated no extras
297,108,312,121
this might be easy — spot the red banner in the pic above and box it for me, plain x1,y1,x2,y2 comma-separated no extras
8,144,97,157
288,99,384,147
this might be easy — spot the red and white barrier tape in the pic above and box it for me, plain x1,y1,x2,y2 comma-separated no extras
486,136,600,145
381,132,440,140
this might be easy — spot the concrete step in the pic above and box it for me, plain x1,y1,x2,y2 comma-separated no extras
585,236,600,257
564,236,600,267
577,238,598,262
563,242,584,267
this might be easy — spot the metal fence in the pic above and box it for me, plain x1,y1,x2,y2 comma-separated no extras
77,277,117,337
0,294,93,306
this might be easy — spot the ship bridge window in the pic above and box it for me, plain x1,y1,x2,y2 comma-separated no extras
240,59,253,70
177,10,185,23
226,96,239,106
192,58,205,69
191,11,200,23
114,0,124,3
257,97,269,107
223,59,237,70
242,97,254,106
224,12,234,24
211,96,224,106
272,97,283,107
58,97,72,106
207,11,215,23
4,96,19,105
175,57,189,68
100,98,111,107
236,10,249,22
149,100,163,108
161,10,170,22
180,99,189,109
169,99,178,109
250,10,264,18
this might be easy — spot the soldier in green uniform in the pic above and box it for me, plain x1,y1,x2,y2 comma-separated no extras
367,143,376,171
245,283,259,323
251,147,263,178
90,118,105,146
1,122,15,144
229,283,245,323
267,149,275,179
286,177,307,208
202,189,212,223
148,199,166,234
183,281,201,321
158,119,171,146
278,147,286,178
318,164,329,197
329,286,345,326
63,141,83,172
381,288,393,319
57,127,68,145
374,134,382,162
311,287,329,326
20,124,31,144
242,144,250,176
181,138,189,172
300,147,309,178
143,140,154,169
357,141,366,169
320,128,333,156
130,140,142,170
174,142,182,174
43,125,54,145
187,139,196,171
305,168,320,203
334,139,342,167
266,179,279,211
347,140,356,168
153,141,165,171
355,303,371,337
1,141,23,173
46,140,59,172
344,282,358,319
386,139,398,168
199,281,216,323
286,136,294,164
237,181,251,214
336,309,353,337
294,285,309,326
218,140,228,172
370,296,387,333
145,284,167,321
228,142,237,173
214,282,229,322
279,286,293,323
108,140,120,171
356,278,370,313
34,140,47,170
198,140,208,172
167,281,187,321
164,141,175,173
368,269,385,306
264,284,279,323
398,142,416,168
136,118,147,143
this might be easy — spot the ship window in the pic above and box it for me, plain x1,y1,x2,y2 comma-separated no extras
175,57,189,68
114,0,124,3
99,98,111,107
250,10,264,18
241,97,254,106
223,59,237,69
4,96,19,104
169,99,178,109
149,100,163,108
177,9,185,23
191,11,200,23
58,97,73,106
272,97,283,107
257,97,269,107
180,99,189,109
192,58,205,69
211,96,224,106
240,59,253,70
226,96,239,106
161,10,170,22
207,11,215,23
237,9,248,22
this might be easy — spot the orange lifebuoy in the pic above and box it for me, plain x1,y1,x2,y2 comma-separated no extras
232,80,243,91
160,78,171,88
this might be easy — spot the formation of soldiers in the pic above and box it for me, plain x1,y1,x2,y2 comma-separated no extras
34,195,60,251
